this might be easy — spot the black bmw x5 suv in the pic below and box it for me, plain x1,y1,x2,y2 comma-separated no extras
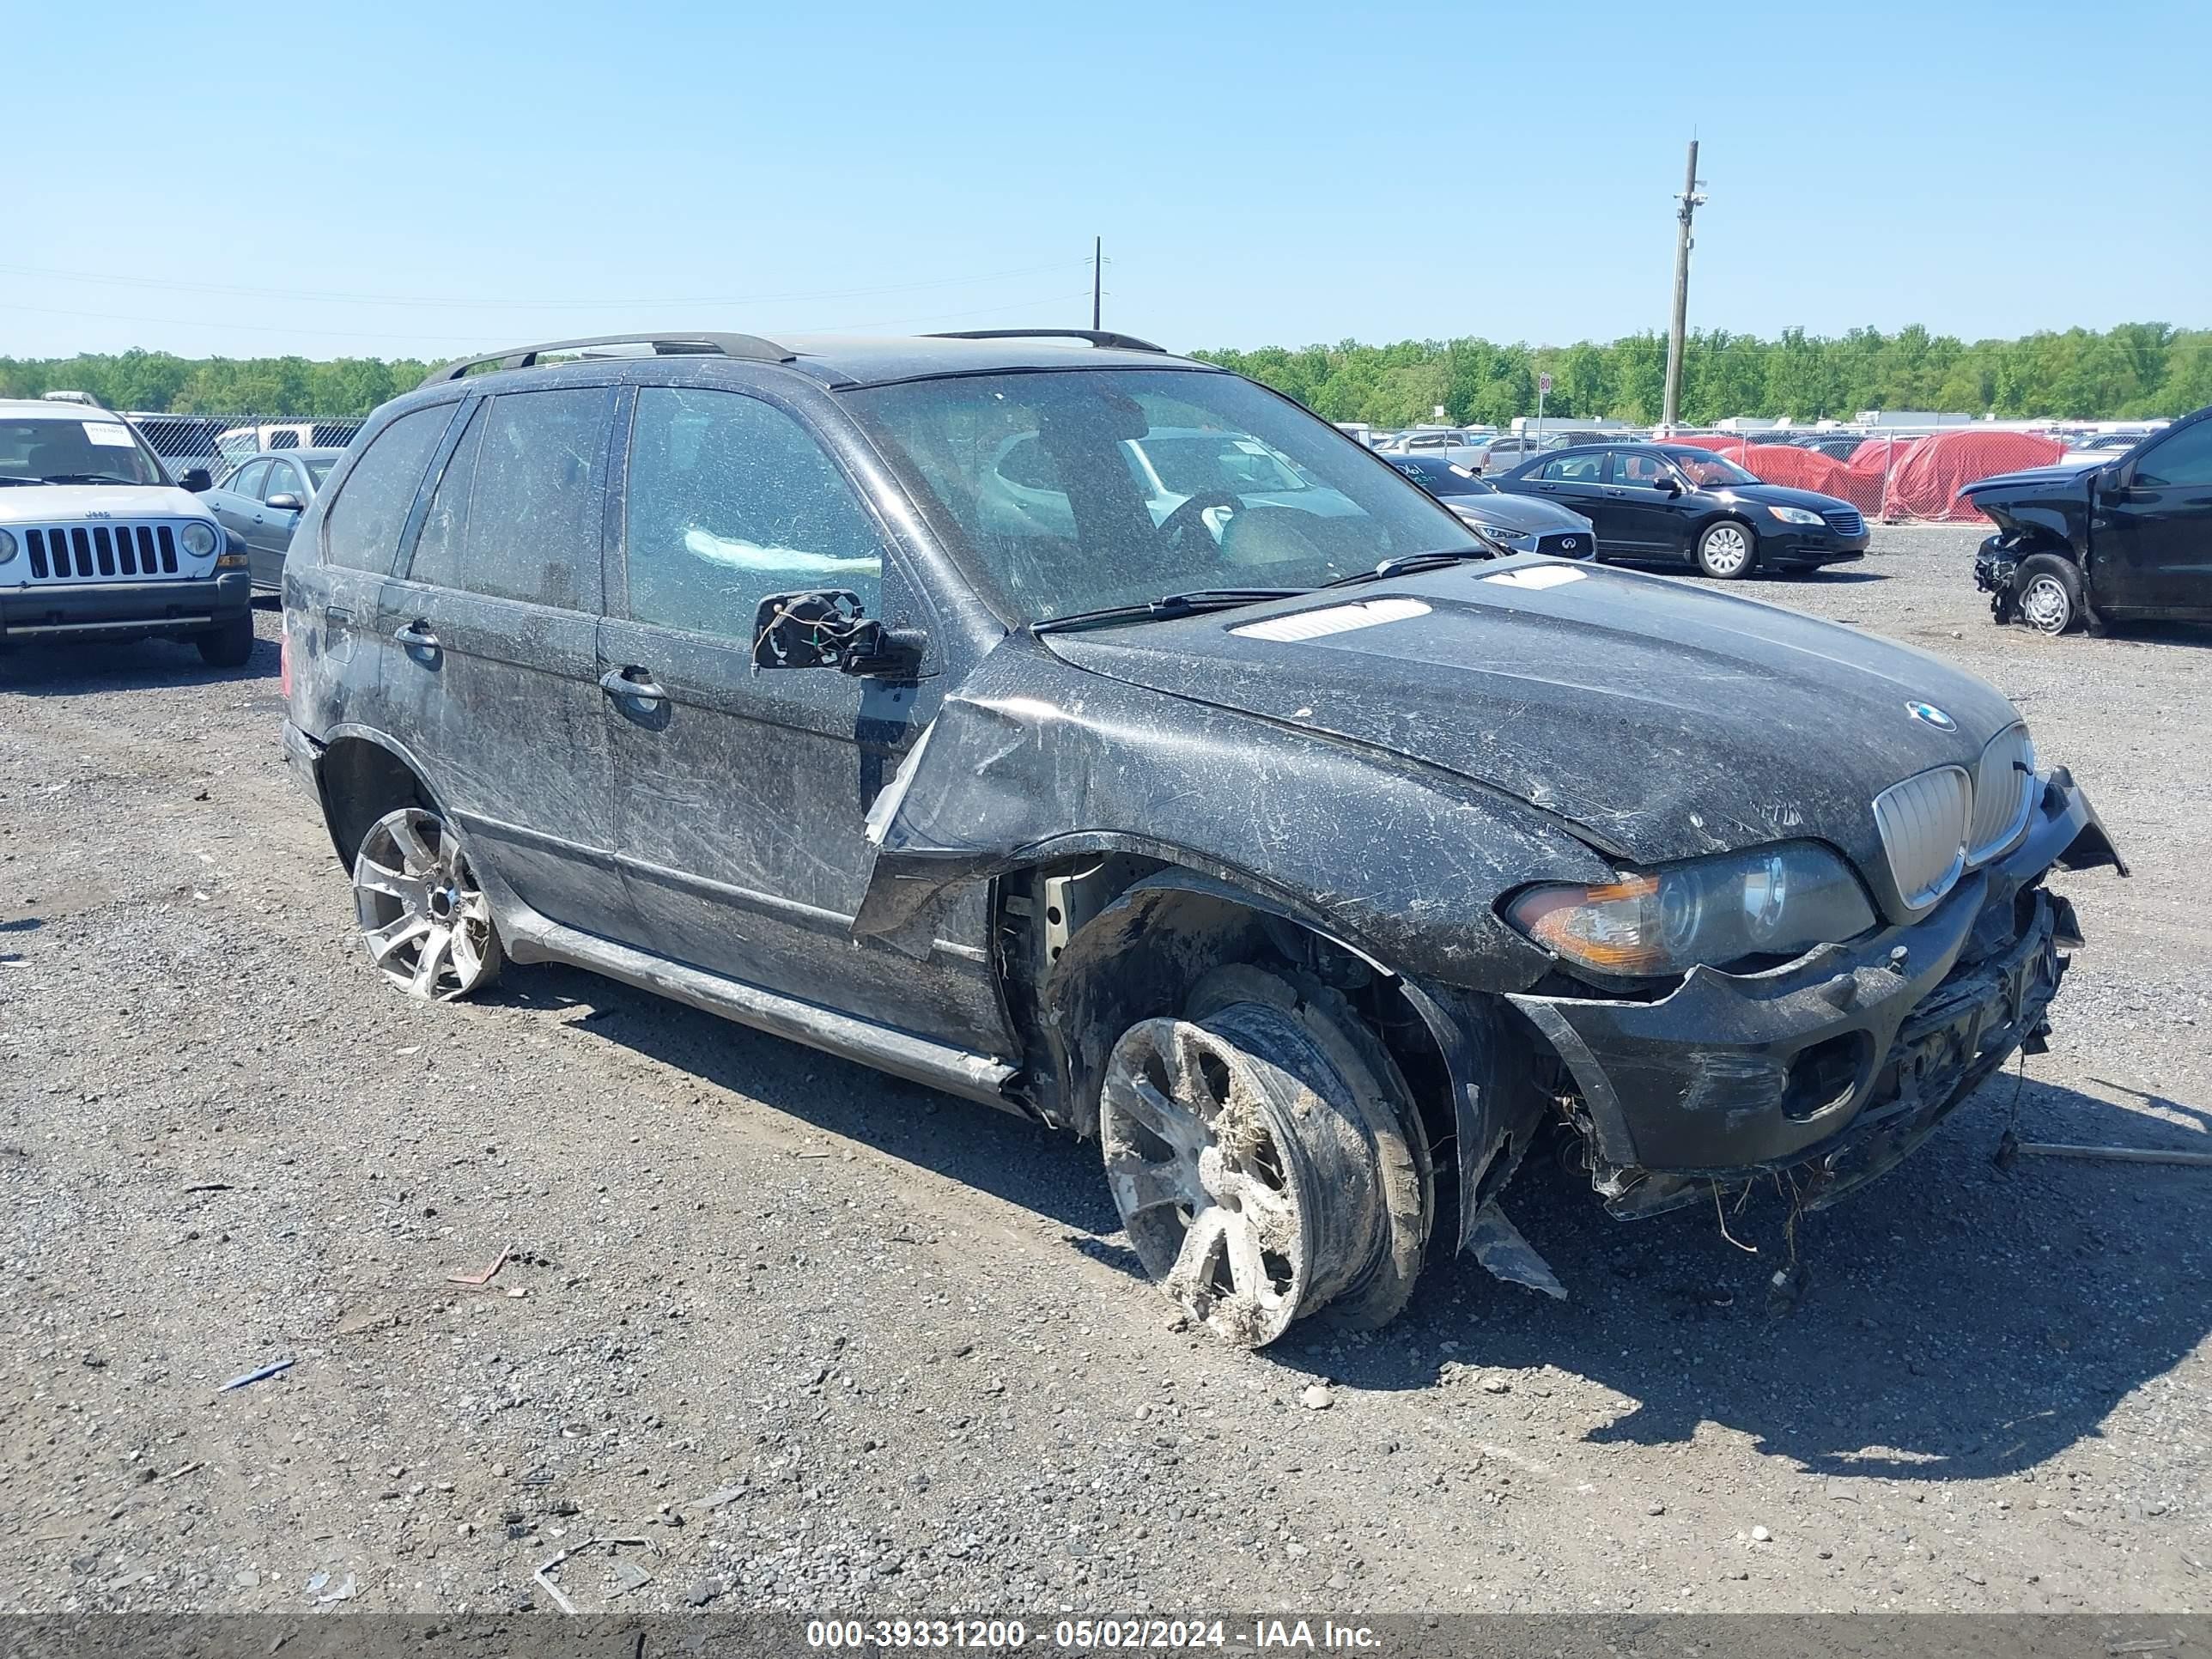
281,330,2120,1347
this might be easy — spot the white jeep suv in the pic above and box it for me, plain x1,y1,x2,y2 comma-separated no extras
0,398,253,665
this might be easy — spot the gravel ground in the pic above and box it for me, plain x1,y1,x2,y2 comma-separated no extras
2,524,2206,1617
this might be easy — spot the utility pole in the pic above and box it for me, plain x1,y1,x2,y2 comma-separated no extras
1661,140,1707,432
1091,236,1102,331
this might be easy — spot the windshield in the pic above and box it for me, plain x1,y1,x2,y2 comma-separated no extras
0,416,166,485
848,368,1471,624
1664,448,1759,488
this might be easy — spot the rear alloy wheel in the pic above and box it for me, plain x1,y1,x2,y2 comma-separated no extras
1099,967,1431,1347
1694,520,1757,580
352,806,503,1001
2013,554,2082,635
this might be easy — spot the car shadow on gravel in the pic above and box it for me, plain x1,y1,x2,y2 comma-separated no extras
1273,1071,2210,1485
483,964,2206,1486
0,635,278,693
481,965,1130,1242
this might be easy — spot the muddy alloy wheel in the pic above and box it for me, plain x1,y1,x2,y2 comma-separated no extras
352,806,503,1001
1099,969,1429,1347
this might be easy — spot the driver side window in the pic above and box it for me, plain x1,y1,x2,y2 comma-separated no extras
1613,451,1671,487
622,387,886,643
2135,420,2212,488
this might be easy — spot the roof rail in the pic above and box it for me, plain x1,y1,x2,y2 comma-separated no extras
420,331,798,388
925,328,1167,355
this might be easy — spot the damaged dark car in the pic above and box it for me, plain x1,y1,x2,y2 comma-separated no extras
1967,402,2212,634
281,330,2126,1348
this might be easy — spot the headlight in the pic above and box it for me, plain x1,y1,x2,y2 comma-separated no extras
0,528,15,564
1505,842,1877,977
1455,513,1527,550
1768,505,1826,526
179,520,220,558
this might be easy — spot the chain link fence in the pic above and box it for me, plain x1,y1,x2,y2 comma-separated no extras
116,412,368,482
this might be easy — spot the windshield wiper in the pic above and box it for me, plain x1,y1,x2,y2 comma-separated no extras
1032,587,1303,635
1318,546,1493,589
36,473,139,485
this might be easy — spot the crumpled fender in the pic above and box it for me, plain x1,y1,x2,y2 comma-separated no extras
850,630,1611,991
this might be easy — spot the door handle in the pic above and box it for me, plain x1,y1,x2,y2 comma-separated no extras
600,666,667,702
393,623,439,649
1604,488,1626,496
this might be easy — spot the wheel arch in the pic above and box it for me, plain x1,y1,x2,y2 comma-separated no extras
1027,865,1524,1253
313,726,443,868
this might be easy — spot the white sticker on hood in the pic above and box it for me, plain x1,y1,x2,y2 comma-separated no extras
84,422,136,447
1231,597,1431,642
1482,563,1587,590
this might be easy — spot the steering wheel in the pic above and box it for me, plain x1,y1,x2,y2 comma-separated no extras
1154,489,1245,552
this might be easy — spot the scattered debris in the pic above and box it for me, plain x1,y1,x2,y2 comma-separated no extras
217,1358,295,1393
303,1571,328,1596
1766,1263,1807,1316
690,1482,748,1511
533,1537,650,1616
795,1149,834,1159
1751,1525,1774,1543
184,1182,233,1194
1298,1384,1333,1411
447,1248,511,1287
156,1462,204,1483
316,1573,356,1605
1478,1373,1511,1395
2016,1141,2212,1168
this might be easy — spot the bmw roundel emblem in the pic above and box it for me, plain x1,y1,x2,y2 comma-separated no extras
1905,701,1956,732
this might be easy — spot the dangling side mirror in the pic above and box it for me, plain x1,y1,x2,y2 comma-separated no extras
751,590,925,679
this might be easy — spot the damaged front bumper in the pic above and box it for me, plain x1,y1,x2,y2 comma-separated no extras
1504,767,2124,1218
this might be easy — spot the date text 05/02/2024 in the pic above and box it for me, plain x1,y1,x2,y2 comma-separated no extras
804,1617,1383,1650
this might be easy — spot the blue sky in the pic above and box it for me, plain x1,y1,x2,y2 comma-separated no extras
8,1,2207,360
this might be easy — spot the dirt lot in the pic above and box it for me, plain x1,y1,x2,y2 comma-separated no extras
3,525,2208,1618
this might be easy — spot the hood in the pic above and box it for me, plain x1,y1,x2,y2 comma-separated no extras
1957,462,2099,500
1447,492,1593,535
1042,558,2020,898
1726,482,1856,514
0,483,215,526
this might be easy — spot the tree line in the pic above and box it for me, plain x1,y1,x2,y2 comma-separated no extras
3,323,2207,424
1198,323,2210,428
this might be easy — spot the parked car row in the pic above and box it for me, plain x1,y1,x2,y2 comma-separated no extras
261,328,2123,1350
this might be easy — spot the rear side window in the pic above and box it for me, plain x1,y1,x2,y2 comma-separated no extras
321,404,453,572
621,386,885,641
1539,453,1603,483
404,389,609,610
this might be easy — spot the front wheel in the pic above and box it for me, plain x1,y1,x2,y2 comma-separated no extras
2012,554,2083,635
1694,520,1758,580
1097,966,1431,1347
197,611,254,668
